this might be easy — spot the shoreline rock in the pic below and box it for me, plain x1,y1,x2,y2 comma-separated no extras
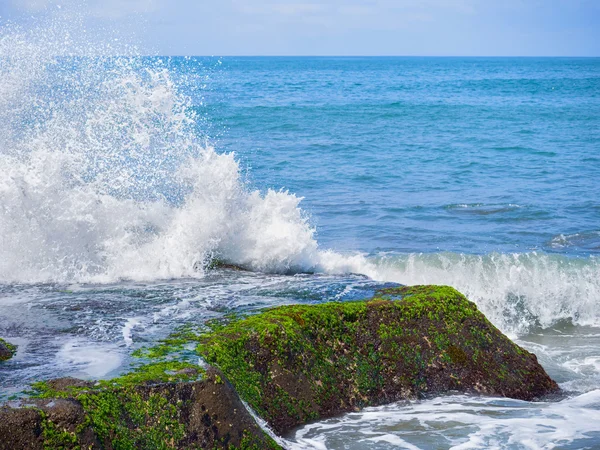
0,285,560,447
0,367,281,450
0,338,17,361
198,285,560,434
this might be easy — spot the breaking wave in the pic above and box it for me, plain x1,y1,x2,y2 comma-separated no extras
1,13,598,338
0,15,321,283
350,252,600,336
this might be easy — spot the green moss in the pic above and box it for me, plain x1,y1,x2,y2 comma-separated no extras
40,411,79,450
30,361,203,399
226,431,280,450
29,360,203,448
100,361,203,388
196,285,552,433
76,387,186,449
0,338,17,361
29,362,201,449
26,355,282,449
28,381,91,400
197,300,371,424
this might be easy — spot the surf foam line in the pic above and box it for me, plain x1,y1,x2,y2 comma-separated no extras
0,15,321,283
319,251,600,336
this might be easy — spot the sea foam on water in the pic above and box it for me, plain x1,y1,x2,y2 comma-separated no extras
1,9,599,340
0,13,319,283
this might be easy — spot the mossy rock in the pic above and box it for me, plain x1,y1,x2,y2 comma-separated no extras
197,285,560,434
0,364,281,450
0,338,17,361
0,285,560,447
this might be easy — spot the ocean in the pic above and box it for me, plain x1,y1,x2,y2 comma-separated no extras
1,17,600,449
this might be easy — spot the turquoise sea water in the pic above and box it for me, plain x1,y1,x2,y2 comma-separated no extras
1,20,600,449
205,57,600,256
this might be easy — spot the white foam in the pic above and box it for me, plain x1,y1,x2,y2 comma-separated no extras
333,252,600,336
0,15,319,284
56,339,122,378
289,392,600,450
563,356,600,376
121,317,142,347
362,435,422,449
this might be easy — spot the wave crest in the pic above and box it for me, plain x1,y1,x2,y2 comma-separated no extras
349,252,600,336
0,17,318,283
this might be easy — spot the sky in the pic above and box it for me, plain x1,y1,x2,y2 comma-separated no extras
1,0,599,56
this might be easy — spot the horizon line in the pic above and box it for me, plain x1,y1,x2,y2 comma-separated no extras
144,54,600,58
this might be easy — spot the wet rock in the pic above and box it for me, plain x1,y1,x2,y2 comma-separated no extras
0,368,280,450
0,408,42,449
0,338,17,361
205,258,248,271
45,377,95,392
0,285,560,446
198,285,560,434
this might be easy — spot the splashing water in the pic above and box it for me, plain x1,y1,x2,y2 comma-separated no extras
0,15,321,283
349,252,600,336
1,12,599,339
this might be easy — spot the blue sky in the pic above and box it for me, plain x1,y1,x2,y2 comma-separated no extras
1,0,599,56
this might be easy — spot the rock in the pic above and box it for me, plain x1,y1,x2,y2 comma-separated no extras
0,407,43,449
208,259,248,271
0,338,17,361
0,367,281,450
45,377,95,392
0,285,560,447
198,285,560,434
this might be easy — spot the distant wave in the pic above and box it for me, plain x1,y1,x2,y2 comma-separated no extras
445,203,523,215
549,232,600,252
319,251,600,337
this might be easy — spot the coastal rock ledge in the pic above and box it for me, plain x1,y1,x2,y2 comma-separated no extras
197,285,559,434
0,285,559,449
0,338,17,361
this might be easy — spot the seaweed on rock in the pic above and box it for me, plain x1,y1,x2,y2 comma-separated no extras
0,338,17,361
0,362,281,450
197,285,560,434
0,285,559,448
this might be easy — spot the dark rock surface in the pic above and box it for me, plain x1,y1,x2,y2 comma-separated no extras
198,285,560,434
0,338,17,361
0,368,280,450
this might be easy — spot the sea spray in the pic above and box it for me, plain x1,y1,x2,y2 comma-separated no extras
1,11,599,340
0,15,319,283
314,251,600,336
